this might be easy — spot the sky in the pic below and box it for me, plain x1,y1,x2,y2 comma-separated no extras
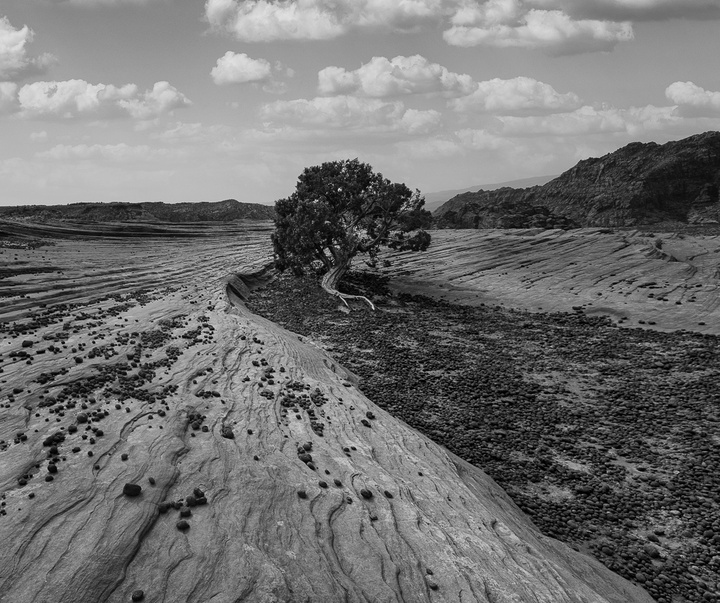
1,0,720,207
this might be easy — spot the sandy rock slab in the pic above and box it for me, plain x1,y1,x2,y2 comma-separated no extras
381,228,720,335
0,229,651,602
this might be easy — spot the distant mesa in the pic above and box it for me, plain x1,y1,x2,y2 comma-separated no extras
435,131,720,229
0,199,275,224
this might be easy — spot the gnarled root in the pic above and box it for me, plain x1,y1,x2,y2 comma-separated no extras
321,264,376,311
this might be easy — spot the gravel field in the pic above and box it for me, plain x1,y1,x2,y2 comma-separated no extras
250,272,720,603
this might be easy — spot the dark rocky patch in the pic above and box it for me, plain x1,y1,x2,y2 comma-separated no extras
250,271,720,603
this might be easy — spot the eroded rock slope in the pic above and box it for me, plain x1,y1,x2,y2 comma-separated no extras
0,225,651,602
436,131,720,228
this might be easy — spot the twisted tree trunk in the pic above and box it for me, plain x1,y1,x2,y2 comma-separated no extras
321,260,376,310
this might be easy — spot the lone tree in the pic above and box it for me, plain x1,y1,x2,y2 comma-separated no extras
273,159,432,309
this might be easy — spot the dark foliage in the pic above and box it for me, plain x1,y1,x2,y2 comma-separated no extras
272,159,432,277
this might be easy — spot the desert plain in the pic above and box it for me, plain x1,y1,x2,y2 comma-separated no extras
0,220,718,603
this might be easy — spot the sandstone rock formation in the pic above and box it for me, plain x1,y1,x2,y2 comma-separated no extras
0,224,652,602
380,227,720,334
436,131,720,228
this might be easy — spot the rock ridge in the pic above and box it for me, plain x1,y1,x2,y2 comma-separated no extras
435,131,720,228
0,199,275,223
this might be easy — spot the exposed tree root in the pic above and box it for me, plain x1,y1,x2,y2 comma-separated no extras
321,264,376,311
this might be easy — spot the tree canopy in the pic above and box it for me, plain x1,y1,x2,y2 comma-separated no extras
272,159,432,308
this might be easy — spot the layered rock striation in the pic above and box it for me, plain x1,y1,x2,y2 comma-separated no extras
0,227,653,602
436,131,720,228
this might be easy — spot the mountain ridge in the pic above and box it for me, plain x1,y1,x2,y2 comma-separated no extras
0,199,275,223
435,131,720,229
423,175,556,212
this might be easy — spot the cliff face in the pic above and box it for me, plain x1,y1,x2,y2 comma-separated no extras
435,131,720,228
0,199,275,223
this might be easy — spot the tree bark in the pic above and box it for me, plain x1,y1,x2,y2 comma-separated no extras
321,260,376,310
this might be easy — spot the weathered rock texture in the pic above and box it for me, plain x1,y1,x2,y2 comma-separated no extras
436,131,720,228
0,224,652,602
380,228,720,334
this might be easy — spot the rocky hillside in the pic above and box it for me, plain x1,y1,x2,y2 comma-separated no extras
435,131,720,228
0,199,275,222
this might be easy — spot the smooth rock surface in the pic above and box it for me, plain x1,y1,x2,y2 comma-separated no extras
381,227,720,335
0,224,653,602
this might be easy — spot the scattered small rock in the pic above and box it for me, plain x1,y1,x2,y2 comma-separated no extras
123,483,142,497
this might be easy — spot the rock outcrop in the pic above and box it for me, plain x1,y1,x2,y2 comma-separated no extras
435,131,720,228
0,224,653,602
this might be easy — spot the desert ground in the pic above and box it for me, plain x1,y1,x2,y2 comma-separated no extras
0,220,717,602
379,228,720,335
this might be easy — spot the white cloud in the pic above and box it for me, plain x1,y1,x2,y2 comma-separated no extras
205,0,346,41
30,130,47,141
210,51,291,93
450,76,581,114
665,81,720,117
261,95,404,128
536,0,720,22
205,0,449,42
119,81,192,119
456,127,512,150
36,143,186,162
497,104,680,136
203,0,717,54
211,51,273,85
17,79,190,119
0,16,56,81
399,108,443,134
62,0,158,4
260,95,441,134
318,55,475,97
395,136,465,159
444,5,634,54
0,81,18,113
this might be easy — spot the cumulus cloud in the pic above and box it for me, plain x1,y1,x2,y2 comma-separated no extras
260,95,441,134
211,52,273,85
0,81,18,113
318,55,475,98
17,79,190,119
203,0,716,54
210,51,291,93
36,143,186,162
450,76,581,114
204,0,447,41
535,0,720,22
497,104,679,136
399,108,443,134
444,2,634,54
0,16,56,81
665,81,720,117
60,0,159,5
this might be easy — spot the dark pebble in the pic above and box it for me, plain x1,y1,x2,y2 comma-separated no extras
123,483,142,497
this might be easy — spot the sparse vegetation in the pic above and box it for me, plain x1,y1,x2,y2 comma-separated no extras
272,159,432,308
